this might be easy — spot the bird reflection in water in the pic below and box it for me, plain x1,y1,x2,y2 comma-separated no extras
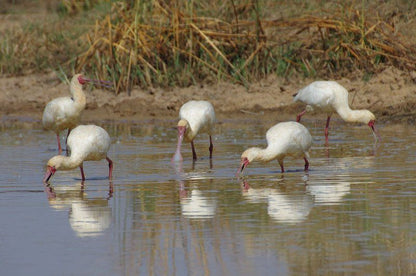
241,179,313,224
173,158,217,219
43,181,113,237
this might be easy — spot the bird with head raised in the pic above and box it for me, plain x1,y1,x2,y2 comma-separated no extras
293,80,380,143
172,100,215,162
43,124,113,182
237,121,312,175
42,74,111,154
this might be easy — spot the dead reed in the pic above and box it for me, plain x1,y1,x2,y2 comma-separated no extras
1,1,415,93
74,1,416,93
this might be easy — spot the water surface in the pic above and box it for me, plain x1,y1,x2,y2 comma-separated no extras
0,118,415,275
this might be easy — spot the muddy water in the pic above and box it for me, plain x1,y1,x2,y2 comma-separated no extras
0,118,415,275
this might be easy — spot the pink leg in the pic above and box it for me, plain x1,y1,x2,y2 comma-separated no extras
191,141,197,161
65,129,72,156
209,135,213,159
304,157,309,171
56,133,62,155
278,160,284,173
296,110,306,122
106,157,113,179
325,116,331,144
79,163,86,181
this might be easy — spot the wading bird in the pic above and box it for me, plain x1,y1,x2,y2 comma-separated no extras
238,121,312,175
172,100,215,162
43,125,113,182
293,81,380,143
42,74,111,154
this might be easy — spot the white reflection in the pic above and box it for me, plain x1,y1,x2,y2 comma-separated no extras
304,156,374,206
45,181,112,237
306,181,350,206
267,191,313,224
69,201,112,238
242,184,313,224
181,189,217,219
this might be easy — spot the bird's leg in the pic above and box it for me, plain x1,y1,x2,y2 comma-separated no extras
56,133,62,155
79,163,86,181
209,135,213,159
65,128,72,156
278,160,285,173
304,157,309,171
108,181,114,199
191,141,197,161
296,110,306,122
325,116,331,144
106,157,113,179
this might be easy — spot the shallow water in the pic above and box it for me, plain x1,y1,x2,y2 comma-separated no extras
0,118,415,275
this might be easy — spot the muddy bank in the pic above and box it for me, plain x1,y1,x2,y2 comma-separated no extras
1,67,415,124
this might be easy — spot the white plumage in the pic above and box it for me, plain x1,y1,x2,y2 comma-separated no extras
238,121,312,174
293,80,379,142
42,74,88,154
173,100,216,161
43,125,113,182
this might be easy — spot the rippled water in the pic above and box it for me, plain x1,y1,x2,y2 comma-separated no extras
1,117,415,275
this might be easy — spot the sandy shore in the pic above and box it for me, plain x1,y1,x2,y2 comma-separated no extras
1,66,415,124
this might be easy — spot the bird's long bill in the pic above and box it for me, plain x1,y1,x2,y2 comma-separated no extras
43,166,56,183
236,158,249,177
84,78,113,88
172,126,185,162
368,120,381,142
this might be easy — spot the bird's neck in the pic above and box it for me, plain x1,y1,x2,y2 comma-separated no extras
71,85,86,109
337,106,366,123
251,147,280,163
58,155,84,171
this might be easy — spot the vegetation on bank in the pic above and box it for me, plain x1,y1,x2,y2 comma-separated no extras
1,0,415,93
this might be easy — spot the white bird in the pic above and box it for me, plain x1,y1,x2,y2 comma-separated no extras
43,125,113,182
238,121,312,174
293,80,380,143
172,100,216,161
42,74,111,154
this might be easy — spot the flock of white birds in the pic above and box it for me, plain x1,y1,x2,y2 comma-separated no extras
42,74,379,182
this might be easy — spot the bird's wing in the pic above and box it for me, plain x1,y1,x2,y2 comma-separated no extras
294,82,336,109
180,101,215,134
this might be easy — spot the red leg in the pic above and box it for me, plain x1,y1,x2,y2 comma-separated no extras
325,116,331,144
106,157,113,179
56,133,62,155
296,110,306,122
191,141,197,161
304,157,309,171
209,135,213,159
79,163,85,181
278,160,284,173
65,128,72,155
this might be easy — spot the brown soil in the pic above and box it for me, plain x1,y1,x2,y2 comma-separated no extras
1,67,415,124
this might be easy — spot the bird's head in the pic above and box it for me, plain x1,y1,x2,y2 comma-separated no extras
77,74,87,85
177,119,189,138
237,148,261,176
359,110,380,141
359,110,376,125
368,118,381,141
43,156,66,182
72,73,112,88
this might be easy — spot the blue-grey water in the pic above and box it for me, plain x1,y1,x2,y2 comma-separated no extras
0,117,415,275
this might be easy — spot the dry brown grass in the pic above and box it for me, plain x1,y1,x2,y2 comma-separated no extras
1,0,415,94
74,1,416,93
